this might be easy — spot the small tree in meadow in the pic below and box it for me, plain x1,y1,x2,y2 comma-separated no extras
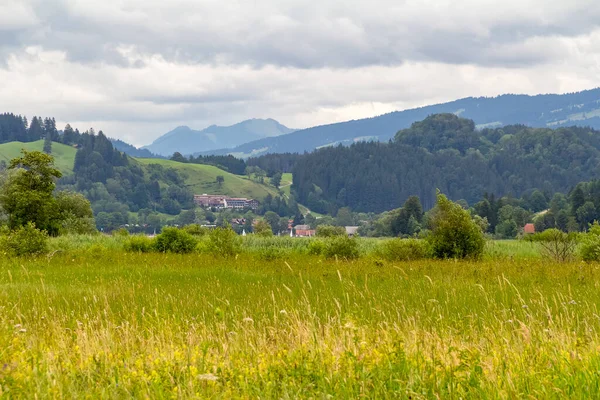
254,220,273,237
530,228,578,262
428,191,485,259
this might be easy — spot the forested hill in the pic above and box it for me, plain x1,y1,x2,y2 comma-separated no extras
292,114,600,213
205,88,600,158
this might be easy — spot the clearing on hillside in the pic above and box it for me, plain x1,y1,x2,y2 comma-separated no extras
135,158,279,200
0,140,77,175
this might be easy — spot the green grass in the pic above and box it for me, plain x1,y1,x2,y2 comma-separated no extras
0,235,594,397
136,158,278,200
1,242,600,398
0,140,77,175
280,172,293,197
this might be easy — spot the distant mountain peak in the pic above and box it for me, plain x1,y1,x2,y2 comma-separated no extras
142,118,295,156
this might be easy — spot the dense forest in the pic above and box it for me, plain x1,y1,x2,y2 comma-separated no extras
291,114,600,214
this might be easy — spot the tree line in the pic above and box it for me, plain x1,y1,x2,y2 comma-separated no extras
291,114,600,214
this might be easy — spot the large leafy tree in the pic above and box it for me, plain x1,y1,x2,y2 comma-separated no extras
0,150,62,233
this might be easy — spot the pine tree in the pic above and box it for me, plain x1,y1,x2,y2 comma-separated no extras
43,134,52,154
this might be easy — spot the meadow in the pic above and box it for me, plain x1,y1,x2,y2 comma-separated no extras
0,236,599,398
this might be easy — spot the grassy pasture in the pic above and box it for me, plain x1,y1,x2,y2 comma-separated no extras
136,158,278,201
0,140,77,175
0,236,599,398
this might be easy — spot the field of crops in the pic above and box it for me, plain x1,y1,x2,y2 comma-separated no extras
0,236,598,398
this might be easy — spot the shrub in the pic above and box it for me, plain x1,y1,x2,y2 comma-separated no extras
580,221,600,261
323,236,359,259
307,239,326,256
428,191,485,259
254,220,273,237
206,227,241,257
316,225,346,237
113,228,129,237
153,227,197,254
378,238,431,261
123,235,155,253
257,246,284,261
182,224,209,236
529,228,579,262
0,222,48,256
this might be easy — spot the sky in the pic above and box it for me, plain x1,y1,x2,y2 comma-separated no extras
1,0,600,147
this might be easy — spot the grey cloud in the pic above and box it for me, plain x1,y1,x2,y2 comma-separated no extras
1,0,599,69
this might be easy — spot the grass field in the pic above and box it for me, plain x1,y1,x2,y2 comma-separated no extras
136,158,278,200
0,140,77,175
0,236,598,398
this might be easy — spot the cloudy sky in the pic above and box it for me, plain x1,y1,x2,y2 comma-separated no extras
1,0,600,146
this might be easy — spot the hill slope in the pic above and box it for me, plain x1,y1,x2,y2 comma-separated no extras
203,88,600,157
143,118,295,156
0,140,77,175
135,158,278,200
292,114,600,213
0,141,277,201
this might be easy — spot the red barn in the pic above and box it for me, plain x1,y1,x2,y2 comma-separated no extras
524,223,535,234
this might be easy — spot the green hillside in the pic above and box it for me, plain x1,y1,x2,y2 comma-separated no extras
0,141,279,201
0,140,77,175
135,158,278,200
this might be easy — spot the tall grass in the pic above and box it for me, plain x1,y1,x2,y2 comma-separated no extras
1,249,600,397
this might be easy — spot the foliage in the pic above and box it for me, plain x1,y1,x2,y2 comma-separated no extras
153,227,197,254
580,222,600,261
55,191,96,234
323,236,359,259
529,228,579,262
204,226,241,257
307,239,326,255
254,220,273,237
0,222,48,256
316,225,346,238
293,114,600,213
182,224,209,236
123,235,155,253
0,150,62,234
428,191,486,259
376,238,431,261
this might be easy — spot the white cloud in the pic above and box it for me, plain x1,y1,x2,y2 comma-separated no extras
0,0,599,146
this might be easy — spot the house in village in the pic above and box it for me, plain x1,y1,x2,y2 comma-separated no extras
345,226,359,236
523,223,535,235
194,194,259,210
294,224,316,237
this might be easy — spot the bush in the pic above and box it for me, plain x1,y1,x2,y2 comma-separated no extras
307,239,326,256
182,224,209,236
378,238,431,261
528,228,579,262
316,225,346,238
254,220,273,237
205,227,241,257
0,222,48,256
123,235,155,253
323,236,359,259
428,191,485,259
580,221,600,261
113,228,129,237
153,227,197,254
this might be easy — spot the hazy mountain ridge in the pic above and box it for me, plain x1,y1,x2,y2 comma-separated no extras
142,118,295,156
199,88,600,158
111,138,160,158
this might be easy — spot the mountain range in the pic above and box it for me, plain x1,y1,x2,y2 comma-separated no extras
141,118,295,157
118,88,600,159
